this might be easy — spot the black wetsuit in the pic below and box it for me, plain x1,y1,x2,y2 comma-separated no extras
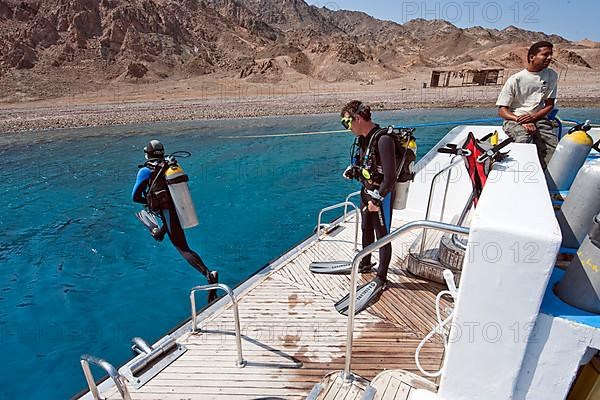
357,126,397,282
132,161,214,284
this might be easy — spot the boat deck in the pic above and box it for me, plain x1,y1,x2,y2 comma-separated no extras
100,213,448,400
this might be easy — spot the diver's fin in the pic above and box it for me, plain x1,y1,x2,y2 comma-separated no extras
136,210,165,242
309,261,352,274
136,210,159,232
335,278,386,316
309,261,377,275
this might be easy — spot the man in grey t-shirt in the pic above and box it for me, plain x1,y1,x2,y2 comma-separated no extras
496,41,558,169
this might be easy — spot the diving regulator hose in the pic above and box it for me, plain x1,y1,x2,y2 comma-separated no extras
415,269,458,377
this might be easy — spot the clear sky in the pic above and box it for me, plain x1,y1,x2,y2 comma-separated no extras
305,0,600,42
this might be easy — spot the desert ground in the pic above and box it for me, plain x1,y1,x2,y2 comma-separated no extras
2,67,600,134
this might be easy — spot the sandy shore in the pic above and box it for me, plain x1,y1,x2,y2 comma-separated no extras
2,74,600,133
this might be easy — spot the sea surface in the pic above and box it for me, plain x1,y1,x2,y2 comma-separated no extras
1,108,599,399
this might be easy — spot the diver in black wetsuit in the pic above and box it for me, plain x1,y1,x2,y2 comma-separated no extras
333,101,400,315
132,140,218,302
341,101,397,286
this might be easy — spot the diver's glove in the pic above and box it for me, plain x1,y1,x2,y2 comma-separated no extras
366,189,384,206
343,165,360,180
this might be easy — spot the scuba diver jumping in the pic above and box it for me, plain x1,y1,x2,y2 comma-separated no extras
132,140,219,302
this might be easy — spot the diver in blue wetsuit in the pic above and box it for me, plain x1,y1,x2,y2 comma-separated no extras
337,101,398,315
132,140,218,301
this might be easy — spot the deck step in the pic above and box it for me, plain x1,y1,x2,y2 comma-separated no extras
368,370,437,400
308,372,372,400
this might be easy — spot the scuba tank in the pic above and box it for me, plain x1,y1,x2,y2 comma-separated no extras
393,128,417,210
556,159,600,249
546,121,594,192
555,212,600,313
394,181,411,210
165,161,199,229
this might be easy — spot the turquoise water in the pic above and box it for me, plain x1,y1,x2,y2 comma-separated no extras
1,108,599,399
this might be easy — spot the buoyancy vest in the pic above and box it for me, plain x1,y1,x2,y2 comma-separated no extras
144,160,172,212
353,126,417,190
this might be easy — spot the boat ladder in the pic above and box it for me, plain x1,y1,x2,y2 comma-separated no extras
79,283,245,399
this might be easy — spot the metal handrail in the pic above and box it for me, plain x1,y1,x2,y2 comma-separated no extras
343,191,361,221
80,355,132,400
316,201,360,260
420,157,466,256
450,191,475,251
190,283,246,368
342,220,470,381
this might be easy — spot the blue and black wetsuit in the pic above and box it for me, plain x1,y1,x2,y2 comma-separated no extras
357,126,397,283
132,162,212,280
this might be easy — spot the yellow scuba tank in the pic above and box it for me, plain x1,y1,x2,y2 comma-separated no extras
165,164,199,229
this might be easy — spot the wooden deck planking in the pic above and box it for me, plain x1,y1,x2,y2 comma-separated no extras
104,214,447,399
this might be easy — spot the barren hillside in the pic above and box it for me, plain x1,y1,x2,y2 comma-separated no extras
0,0,598,102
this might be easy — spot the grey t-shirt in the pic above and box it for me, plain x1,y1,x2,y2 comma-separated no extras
496,68,558,116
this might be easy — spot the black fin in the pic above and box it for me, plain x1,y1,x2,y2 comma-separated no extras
335,279,386,316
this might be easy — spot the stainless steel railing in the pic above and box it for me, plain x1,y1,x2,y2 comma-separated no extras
342,220,470,381
420,157,470,256
316,201,360,260
80,355,131,400
450,191,475,251
131,337,153,355
190,283,246,368
343,191,361,221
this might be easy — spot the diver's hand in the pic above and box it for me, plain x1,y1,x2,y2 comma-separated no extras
343,165,358,180
365,188,383,203
368,201,380,212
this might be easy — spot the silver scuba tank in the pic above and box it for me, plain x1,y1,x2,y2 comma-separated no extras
546,121,594,192
556,159,600,249
555,213,600,313
393,134,417,210
393,181,411,210
165,163,199,229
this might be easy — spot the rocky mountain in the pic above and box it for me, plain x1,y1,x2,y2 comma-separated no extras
0,0,597,88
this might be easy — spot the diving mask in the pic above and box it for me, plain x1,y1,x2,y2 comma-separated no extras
341,116,353,130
